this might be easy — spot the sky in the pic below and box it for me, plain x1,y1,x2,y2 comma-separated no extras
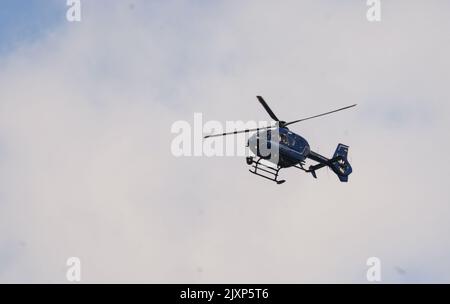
0,0,64,55
0,0,450,283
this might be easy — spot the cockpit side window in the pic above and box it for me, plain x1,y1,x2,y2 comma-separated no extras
290,137,295,146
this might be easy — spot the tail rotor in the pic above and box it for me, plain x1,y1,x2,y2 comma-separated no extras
329,144,352,182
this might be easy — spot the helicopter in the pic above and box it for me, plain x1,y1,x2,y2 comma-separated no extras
204,96,357,184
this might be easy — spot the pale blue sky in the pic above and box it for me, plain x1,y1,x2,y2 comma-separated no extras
0,0,64,55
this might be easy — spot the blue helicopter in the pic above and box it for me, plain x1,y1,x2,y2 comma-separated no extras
204,96,356,184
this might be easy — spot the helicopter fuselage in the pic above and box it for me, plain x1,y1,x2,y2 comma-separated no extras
247,127,311,168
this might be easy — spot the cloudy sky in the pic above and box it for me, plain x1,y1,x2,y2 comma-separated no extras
0,0,449,283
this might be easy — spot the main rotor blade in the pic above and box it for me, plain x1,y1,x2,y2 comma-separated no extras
204,126,275,139
283,104,357,127
257,96,280,122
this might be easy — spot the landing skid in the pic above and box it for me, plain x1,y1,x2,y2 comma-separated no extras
247,157,286,184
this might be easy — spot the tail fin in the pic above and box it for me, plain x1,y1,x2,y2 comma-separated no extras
329,144,352,182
